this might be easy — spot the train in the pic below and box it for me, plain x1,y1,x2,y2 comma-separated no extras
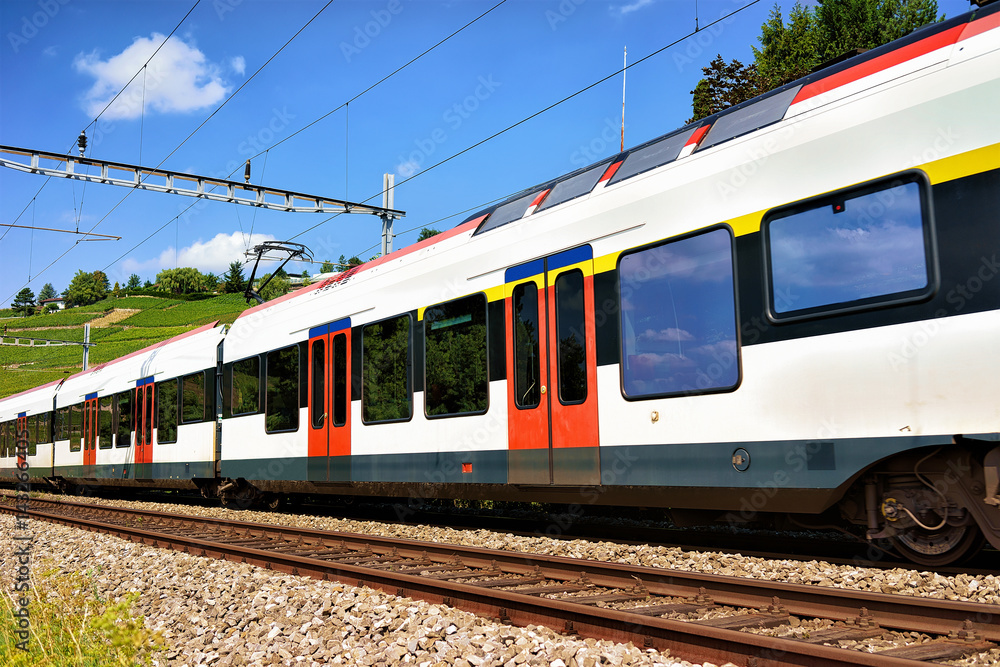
3,3,999,567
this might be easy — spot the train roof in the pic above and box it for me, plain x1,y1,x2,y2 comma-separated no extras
461,3,1000,229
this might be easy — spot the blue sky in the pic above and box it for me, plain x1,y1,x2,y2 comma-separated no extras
0,0,975,304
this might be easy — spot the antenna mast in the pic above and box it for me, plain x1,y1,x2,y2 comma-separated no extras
621,46,627,152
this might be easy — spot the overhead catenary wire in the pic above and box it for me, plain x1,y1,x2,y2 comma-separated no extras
91,0,513,274
293,0,762,252
234,0,511,168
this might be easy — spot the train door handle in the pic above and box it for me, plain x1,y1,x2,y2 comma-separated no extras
540,386,546,394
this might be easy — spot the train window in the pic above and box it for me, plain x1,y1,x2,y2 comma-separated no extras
311,339,326,429
332,333,348,427
157,379,178,444
116,391,132,448
536,161,611,213
608,127,696,186
27,415,37,456
475,191,540,235
424,293,488,418
555,271,588,405
182,372,205,423
763,171,935,321
362,314,412,423
98,397,113,449
232,357,260,416
0,421,7,457
68,404,82,452
512,283,541,409
54,408,65,441
265,345,299,433
619,227,740,398
37,411,50,445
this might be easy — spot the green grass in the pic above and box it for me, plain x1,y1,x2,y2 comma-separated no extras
0,567,164,666
120,294,248,327
70,296,182,313
3,311,100,328
0,293,252,399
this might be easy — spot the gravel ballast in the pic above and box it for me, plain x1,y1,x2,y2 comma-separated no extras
4,493,999,666
1,514,706,667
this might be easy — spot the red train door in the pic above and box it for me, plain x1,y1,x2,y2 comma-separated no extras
505,246,600,485
134,378,154,477
15,413,27,469
307,318,352,482
83,393,98,466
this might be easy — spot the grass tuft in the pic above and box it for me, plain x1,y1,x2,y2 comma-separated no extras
0,566,165,666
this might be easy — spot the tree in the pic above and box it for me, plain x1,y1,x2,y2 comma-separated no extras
320,260,336,273
417,227,442,242
11,288,36,317
753,2,820,90
65,270,110,307
203,272,220,292
300,269,311,287
38,283,57,302
222,261,246,294
113,281,122,298
156,267,212,294
338,254,363,268
689,0,942,121
126,274,142,290
687,55,766,123
257,273,290,302
143,279,153,288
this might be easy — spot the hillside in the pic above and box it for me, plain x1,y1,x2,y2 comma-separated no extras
0,294,251,399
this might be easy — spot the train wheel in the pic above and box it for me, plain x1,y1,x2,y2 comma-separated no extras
890,523,985,567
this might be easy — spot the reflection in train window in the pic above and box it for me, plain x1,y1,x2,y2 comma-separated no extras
116,391,132,447
157,379,178,443
619,227,739,399
512,283,541,409
555,270,587,405
424,293,488,417
332,333,348,427
266,345,300,433
182,372,206,423
363,315,411,423
232,357,260,416
765,174,933,321
99,396,113,449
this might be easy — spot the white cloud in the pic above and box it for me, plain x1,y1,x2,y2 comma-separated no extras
120,232,275,279
230,55,246,76
612,0,655,17
74,33,233,120
43,45,58,57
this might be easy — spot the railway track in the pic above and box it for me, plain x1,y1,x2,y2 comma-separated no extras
3,496,996,667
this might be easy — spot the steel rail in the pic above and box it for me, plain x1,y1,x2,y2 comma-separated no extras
4,502,940,667
16,498,992,643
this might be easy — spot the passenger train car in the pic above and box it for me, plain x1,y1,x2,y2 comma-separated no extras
3,4,999,566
